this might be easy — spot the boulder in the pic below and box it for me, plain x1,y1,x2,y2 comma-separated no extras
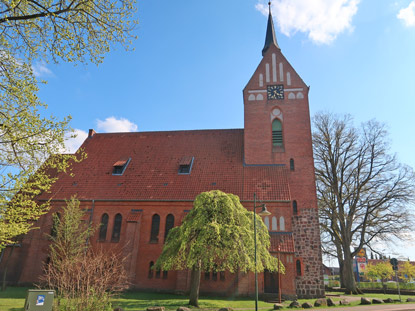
301,302,313,308
407,298,415,302
273,303,284,310
314,298,327,307
339,299,350,305
327,298,335,306
383,298,394,303
372,298,383,304
218,308,233,311
360,297,372,305
147,307,165,311
289,300,301,308
177,307,191,311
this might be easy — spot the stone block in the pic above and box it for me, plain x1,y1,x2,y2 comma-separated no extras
360,297,371,305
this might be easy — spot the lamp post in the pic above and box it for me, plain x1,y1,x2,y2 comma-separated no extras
277,242,282,303
254,193,271,311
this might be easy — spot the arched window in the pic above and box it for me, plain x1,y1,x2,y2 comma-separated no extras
50,212,61,238
164,214,175,242
296,259,302,276
111,213,122,242
99,213,109,241
272,216,277,231
290,158,295,171
163,270,168,279
293,201,298,215
220,271,225,281
150,214,160,243
264,216,270,230
148,261,154,279
155,268,161,279
272,119,283,147
279,216,285,231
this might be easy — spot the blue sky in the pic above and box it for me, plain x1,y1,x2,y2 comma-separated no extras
36,0,415,262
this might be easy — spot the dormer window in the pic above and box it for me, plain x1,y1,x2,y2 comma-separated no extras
178,156,194,174
112,158,131,175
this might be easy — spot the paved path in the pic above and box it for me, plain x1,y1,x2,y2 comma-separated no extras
317,303,415,311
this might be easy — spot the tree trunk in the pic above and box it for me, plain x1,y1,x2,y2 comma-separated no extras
342,255,362,294
188,264,201,307
1,245,15,291
339,260,345,288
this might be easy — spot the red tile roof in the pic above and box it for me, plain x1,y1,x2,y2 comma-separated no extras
40,129,291,202
269,232,295,253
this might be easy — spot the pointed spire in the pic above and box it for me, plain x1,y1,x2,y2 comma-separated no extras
262,1,279,56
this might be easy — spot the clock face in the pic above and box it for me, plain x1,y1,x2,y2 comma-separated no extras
267,85,284,100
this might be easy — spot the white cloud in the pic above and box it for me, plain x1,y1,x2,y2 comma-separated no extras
96,117,138,133
64,129,88,153
256,0,360,44
397,1,415,27
32,61,54,78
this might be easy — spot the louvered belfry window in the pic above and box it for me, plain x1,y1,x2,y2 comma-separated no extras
272,119,283,146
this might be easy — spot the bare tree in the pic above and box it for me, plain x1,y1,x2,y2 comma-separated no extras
313,112,415,294
39,197,128,310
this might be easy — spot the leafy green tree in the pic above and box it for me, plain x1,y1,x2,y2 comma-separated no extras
365,261,394,292
156,190,284,307
399,261,415,282
0,101,76,249
0,0,137,248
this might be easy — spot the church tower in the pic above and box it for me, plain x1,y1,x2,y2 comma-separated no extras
243,3,324,298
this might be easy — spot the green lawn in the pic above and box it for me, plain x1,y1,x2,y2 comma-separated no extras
0,287,415,311
0,287,29,311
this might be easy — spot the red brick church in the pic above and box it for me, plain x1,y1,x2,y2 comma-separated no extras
1,7,324,299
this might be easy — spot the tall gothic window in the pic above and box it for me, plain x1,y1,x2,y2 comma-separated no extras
164,214,175,242
99,213,109,241
296,259,302,276
272,119,283,147
111,213,122,242
290,158,295,171
150,214,160,243
50,212,61,238
148,261,154,278
293,201,298,215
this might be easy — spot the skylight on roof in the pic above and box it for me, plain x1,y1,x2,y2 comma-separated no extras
112,157,131,175
178,156,194,175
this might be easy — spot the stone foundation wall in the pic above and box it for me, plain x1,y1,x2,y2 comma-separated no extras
292,208,325,298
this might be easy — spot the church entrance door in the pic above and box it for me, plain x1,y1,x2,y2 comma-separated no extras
264,269,279,294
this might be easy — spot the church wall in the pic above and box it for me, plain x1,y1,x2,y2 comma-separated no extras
3,199,300,297
292,208,325,298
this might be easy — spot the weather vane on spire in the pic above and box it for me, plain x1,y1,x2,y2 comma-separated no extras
268,1,272,13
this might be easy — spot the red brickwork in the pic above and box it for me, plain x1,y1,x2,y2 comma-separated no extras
0,19,324,299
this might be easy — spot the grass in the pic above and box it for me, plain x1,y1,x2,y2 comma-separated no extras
0,287,29,311
0,287,414,311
